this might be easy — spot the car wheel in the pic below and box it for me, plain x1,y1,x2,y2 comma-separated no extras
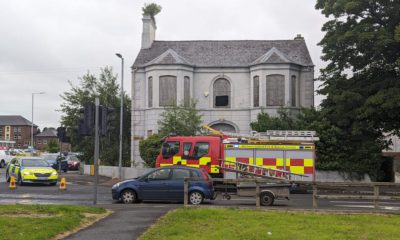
260,192,274,206
5,171,10,182
189,191,204,205
121,189,136,204
17,174,24,186
0,160,5,168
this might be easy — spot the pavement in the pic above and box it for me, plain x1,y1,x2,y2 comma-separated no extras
64,203,179,240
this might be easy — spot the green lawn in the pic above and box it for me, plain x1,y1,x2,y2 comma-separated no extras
0,205,106,240
139,208,400,240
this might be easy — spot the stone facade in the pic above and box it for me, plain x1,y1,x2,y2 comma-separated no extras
130,16,314,166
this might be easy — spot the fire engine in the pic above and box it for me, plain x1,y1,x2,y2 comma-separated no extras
156,125,319,181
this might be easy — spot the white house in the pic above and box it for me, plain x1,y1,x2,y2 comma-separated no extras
130,15,314,165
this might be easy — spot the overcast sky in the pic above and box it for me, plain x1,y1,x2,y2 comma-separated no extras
0,0,327,129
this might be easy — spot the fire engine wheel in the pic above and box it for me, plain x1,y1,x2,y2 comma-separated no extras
121,189,137,204
260,192,274,206
189,191,204,205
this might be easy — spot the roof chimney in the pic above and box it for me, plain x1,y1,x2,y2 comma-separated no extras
141,15,156,49
294,34,304,40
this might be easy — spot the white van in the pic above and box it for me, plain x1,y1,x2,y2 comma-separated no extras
0,150,12,168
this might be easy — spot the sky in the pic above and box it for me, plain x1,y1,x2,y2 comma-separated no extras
0,0,328,129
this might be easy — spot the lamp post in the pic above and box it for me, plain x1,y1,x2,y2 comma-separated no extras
116,53,124,180
31,92,45,149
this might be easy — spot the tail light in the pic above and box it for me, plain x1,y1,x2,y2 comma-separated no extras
200,169,213,188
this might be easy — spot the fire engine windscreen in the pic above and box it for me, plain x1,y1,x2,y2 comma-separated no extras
162,142,180,158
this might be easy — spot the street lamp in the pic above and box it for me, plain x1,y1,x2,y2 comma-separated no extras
31,92,45,149
116,53,124,179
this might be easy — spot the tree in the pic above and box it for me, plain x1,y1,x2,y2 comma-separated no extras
59,67,131,166
142,3,162,24
46,139,59,153
250,108,296,131
139,134,163,167
139,99,203,167
314,0,400,180
158,99,202,136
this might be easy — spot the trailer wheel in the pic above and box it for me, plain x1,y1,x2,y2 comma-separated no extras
260,192,274,206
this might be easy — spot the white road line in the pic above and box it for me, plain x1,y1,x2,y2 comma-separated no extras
334,204,400,211
330,201,400,205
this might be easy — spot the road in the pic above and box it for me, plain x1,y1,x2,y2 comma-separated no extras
0,167,399,211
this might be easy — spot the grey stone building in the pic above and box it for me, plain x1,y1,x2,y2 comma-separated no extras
130,15,314,165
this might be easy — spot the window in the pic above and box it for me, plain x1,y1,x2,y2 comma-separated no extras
266,74,285,106
147,168,171,180
184,76,190,107
159,75,177,106
291,75,296,107
6,126,10,131
148,77,153,107
37,139,42,144
18,127,21,133
147,130,153,136
171,169,190,180
253,76,259,107
213,78,231,108
161,141,180,158
43,140,47,144
13,127,17,132
13,136,17,140
192,142,209,159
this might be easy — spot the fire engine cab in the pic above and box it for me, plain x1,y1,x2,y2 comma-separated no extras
156,126,319,181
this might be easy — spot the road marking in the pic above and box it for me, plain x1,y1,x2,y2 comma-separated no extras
334,204,400,211
330,201,400,205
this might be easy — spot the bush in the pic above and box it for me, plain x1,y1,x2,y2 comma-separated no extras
139,134,163,167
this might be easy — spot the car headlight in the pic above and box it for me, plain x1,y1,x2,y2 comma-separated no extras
51,171,58,175
112,183,120,189
23,171,31,175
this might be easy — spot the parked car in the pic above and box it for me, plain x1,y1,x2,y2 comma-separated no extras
65,155,80,171
42,154,68,172
0,150,12,168
112,166,215,205
5,157,58,185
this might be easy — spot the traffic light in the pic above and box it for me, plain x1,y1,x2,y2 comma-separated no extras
57,127,70,143
99,106,115,136
78,103,95,136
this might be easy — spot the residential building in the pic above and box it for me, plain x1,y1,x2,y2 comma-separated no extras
130,15,314,165
0,115,38,148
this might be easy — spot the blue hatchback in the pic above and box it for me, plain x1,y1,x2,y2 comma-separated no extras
112,166,215,205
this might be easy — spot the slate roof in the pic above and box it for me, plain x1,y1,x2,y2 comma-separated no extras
133,40,314,68
35,128,57,138
0,115,37,127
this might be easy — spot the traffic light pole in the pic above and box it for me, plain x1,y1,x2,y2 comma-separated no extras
93,98,100,205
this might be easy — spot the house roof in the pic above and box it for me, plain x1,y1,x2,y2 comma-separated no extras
0,115,37,127
35,128,57,138
133,40,314,68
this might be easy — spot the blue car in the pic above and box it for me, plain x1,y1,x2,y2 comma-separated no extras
112,166,215,205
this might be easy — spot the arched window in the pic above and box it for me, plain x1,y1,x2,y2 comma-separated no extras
159,75,177,106
209,123,236,133
184,76,190,107
291,75,296,107
253,76,259,107
266,74,285,106
213,78,231,108
148,77,153,108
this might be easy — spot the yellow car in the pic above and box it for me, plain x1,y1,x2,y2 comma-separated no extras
5,157,58,186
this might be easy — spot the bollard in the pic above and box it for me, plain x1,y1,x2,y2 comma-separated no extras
59,177,67,190
9,176,16,190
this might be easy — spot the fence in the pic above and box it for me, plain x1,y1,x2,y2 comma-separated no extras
310,182,400,210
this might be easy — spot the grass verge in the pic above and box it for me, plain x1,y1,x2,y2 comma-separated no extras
139,208,400,240
0,205,108,240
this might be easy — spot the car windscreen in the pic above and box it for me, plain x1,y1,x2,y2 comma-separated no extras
22,159,49,167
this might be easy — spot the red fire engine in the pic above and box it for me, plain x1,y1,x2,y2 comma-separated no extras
156,126,318,181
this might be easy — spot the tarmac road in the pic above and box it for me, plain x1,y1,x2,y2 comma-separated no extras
1,167,400,239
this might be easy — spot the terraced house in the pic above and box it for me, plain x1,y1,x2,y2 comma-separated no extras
130,15,314,165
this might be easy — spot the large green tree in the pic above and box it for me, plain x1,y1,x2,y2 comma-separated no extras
311,0,400,180
60,67,131,166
